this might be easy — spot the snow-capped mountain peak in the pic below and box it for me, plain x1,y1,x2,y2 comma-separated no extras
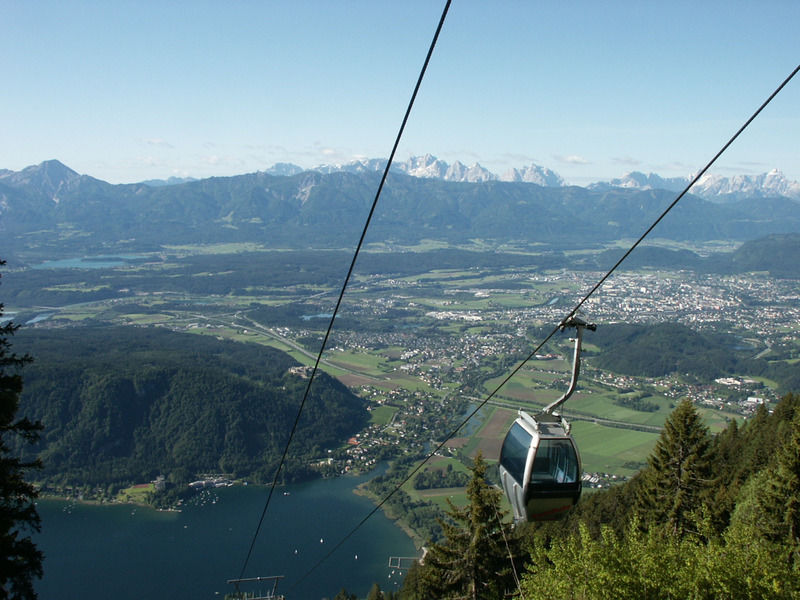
266,155,564,186
693,169,800,199
589,169,800,201
499,164,565,186
259,157,799,200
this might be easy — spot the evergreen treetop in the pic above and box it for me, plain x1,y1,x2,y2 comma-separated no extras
0,260,43,599
410,452,520,600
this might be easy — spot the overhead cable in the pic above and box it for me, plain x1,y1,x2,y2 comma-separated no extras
236,0,453,583
289,61,800,588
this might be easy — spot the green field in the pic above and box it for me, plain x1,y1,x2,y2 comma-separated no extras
568,392,672,427
328,350,389,372
125,314,172,325
117,483,155,503
571,421,658,477
696,406,741,433
402,455,472,509
369,405,398,426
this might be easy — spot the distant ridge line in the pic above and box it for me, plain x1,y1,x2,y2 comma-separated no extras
2,156,799,201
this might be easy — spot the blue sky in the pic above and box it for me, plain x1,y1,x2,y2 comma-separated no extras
3,1,799,185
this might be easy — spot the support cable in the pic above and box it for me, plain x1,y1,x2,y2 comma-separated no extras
563,63,800,326
495,507,524,599
288,61,800,590
236,0,452,582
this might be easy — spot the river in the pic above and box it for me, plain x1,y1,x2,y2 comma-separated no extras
34,472,416,600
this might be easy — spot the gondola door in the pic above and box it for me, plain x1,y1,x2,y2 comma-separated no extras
499,420,537,523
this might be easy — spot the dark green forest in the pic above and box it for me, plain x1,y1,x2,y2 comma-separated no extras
12,327,368,490
398,395,800,599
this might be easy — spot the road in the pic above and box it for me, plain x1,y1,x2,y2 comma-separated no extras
466,396,663,434
196,312,386,383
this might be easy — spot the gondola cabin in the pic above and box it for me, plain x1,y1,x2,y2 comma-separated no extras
499,410,581,522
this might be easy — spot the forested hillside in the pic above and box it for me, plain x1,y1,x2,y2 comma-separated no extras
12,327,368,489
591,322,800,394
399,395,800,599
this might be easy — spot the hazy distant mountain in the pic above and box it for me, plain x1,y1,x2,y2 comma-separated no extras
312,158,387,175
442,160,495,183
0,159,82,203
292,154,500,183
3,159,800,259
266,156,799,200
589,172,689,193
264,155,562,186
693,169,800,200
393,154,497,183
264,162,305,176
140,176,198,187
499,164,566,186
590,169,800,201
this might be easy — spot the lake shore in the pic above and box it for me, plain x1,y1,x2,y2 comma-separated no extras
34,471,416,600
353,483,425,550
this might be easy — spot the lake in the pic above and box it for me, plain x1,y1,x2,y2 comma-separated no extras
32,255,143,270
34,472,416,600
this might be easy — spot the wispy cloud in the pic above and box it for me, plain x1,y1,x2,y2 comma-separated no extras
143,138,174,149
724,160,769,174
554,154,590,165
499,152,541,167
653,161,694,176
612,156,641,167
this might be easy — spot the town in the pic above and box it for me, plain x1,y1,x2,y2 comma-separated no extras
224,265,798,484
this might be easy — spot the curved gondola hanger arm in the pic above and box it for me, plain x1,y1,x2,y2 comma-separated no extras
542,316,596,416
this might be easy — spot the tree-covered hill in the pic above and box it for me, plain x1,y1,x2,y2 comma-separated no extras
590,322,800,394
726,232,800,278
573,232,800,277
591,322,741,379
12,327,368,488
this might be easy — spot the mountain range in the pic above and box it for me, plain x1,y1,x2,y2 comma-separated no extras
588,168,800,201
138,154,797,201
1,159,799,260
255,154,800,201
259,154,565,187
3,156,796,202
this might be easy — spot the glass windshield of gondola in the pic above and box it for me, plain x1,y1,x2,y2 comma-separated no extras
499,422,531,485
521,431,582,522
499,419,582,523
532,438,579,484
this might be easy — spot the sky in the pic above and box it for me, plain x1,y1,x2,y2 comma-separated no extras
2,1,799,186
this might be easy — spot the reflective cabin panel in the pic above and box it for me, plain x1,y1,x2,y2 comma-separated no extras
533,438,579,484
500,422,532,485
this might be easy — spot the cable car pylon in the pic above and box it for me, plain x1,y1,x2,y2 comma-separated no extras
499,316,596,523
227,575,285,600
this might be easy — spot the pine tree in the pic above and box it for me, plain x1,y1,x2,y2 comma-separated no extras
414,452,518,600
635,399,711,537
366,582,384,600
746,412,800,558
0,260,44,599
